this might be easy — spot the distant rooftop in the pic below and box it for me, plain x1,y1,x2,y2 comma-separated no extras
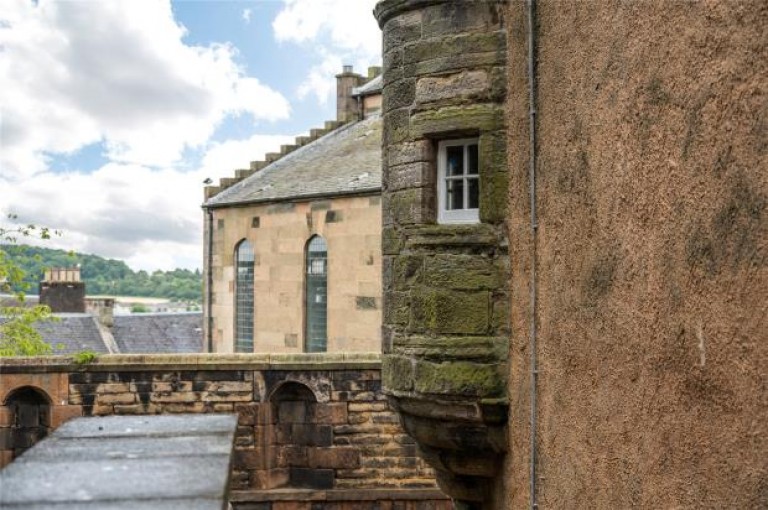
205,114,382,208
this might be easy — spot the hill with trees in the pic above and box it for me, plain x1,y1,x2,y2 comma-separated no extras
0,244,202,303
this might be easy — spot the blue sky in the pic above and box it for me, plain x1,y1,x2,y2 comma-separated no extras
0,0,381,271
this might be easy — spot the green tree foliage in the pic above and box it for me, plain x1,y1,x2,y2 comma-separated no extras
1,244,202,303
1,221,57,356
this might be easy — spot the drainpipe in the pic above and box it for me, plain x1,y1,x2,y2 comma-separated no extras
206,208,214,353
526,0,539,509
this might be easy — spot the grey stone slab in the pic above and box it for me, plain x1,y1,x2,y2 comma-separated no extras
13,434,232,463
0,498,223,510
0,455,231,504
53,413,237,438
0,414,236,508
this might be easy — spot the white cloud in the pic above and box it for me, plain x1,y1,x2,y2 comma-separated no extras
0,0,290,177
1,132,296,271
273,0,381,105
242,8,252,24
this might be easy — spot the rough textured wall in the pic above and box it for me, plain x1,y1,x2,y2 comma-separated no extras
0,355,443,503
209,195,382,354
505,1,767,508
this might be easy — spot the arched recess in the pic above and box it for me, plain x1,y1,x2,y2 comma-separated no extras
2,386,52,460
234,239,255,353
266,381,333,489
305,235,328,353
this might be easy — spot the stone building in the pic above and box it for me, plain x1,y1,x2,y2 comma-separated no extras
202,68,384,354
375,0,766,509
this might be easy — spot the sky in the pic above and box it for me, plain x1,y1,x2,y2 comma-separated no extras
0,0,381,272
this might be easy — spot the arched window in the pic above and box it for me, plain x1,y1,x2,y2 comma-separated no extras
305,236,327,353
234,240,255,352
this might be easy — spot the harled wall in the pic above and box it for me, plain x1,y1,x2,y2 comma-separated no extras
505,1,767,508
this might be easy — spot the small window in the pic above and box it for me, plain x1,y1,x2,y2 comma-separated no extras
437,139,479,224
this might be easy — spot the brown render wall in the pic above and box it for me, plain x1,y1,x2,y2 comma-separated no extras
0,354,447,508
505,1,767,508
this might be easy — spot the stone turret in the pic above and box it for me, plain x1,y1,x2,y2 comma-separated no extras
375,0,509,507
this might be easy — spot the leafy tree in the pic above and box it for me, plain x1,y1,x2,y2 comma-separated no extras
0,217,58,356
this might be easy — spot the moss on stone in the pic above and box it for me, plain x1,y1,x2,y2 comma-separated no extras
409,287,490,335
410,103,504,138
382,355,414,392
423,254,501,290
414,360,504,398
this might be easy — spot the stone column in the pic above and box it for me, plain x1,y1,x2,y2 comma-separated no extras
375,0,509,507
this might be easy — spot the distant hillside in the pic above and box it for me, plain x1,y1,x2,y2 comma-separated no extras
0,244,202,303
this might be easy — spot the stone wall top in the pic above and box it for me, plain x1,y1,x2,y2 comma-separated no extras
0,352,381,374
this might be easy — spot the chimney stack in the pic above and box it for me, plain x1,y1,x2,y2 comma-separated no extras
336,65,364,123
39,267,86,313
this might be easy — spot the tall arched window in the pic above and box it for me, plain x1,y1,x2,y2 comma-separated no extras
234,240,255,352
305,236,327,353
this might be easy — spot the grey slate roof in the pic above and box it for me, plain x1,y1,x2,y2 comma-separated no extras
112,312,203,354
352,74,383,96
0,314,111,355
205,114,382,207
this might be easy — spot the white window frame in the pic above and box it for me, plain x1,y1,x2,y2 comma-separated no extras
437,138,480,224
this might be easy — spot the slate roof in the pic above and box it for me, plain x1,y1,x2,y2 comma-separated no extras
0,314,111,355
352,74,383,96
1,312,203,354
112,312,203,354
205,114,382,208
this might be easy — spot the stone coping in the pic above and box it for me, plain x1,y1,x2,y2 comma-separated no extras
0,352,382,373
229,488,449,502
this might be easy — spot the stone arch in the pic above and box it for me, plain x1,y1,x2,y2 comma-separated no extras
2,386,52,460
267,380,334,489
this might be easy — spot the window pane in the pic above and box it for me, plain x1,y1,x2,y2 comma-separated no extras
446,178,464,210
235,240,254,353
306,236,327,353
467,144,479,175
446,146,464,176
468,177,479,209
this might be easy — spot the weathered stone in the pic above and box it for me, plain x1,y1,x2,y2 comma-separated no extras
386,161,433,191
410,103,504,138
409,288,490,335
97,393,136,405
394,254,424,290
413,51,505,77
414,360,503,398
423,254,501,290
383,108,411,145
395,335,507,363
416,71,490,104
384,291,411,326
307,446,360,469
403,31,505,65
383,78,416,112
383,9,422,49
355,296,378,310
405,223,499,249
382,226,404,255
387,140,434,167
421,1,503,38
478,130,508,223
382,356,414,393
384,187,435,225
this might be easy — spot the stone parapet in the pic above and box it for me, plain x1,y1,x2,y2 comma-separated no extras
375,0,509,506
0,354,444,507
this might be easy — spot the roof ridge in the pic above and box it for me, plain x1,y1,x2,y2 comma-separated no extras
204,119,348,201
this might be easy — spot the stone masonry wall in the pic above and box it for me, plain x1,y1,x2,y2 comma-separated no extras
207,194,382,354
0,354,448,508
375,0,510,505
